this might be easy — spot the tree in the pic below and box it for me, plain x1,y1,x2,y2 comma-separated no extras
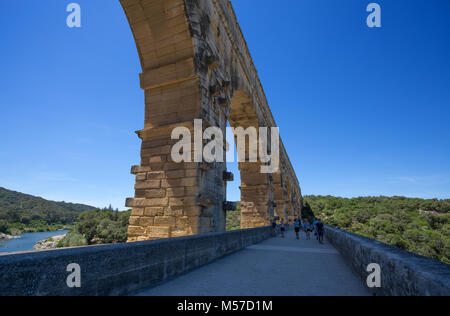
74,209,131,245
0,220,7,233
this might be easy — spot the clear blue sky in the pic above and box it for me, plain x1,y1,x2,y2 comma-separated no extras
0,0,449,209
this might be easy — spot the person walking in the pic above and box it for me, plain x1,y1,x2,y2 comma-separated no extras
303,220,312,240
280,219,286,238
294,218,301,240
272,219,277,236
313,218,319,240
316,218,325,244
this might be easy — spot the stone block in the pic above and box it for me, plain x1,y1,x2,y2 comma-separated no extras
131,207,145,217
128,225,145,236
144,207,165,217
143,197,169,207
135,180,161,190
184,206,202,217
169,196,197,207
166,169,185,179
147,171,165,180
154,216,176,226
185,169,198,177
139,217,154,227
164,207,184,217
161,177,197,188
145,189,166,198
185,186,199,196
167,187,185,197
149,155,166,163
145,226,171,239
136,173,147,181
129,216,141,226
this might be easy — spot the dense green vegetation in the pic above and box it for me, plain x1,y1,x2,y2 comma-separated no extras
301,201,315,222
0,187,97,234
57,209,132,248
226,203,241,231
304,195,450,264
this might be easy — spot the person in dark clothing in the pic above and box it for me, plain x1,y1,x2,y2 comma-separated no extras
294,218,301,240
316,219,325,244
272,219,277,236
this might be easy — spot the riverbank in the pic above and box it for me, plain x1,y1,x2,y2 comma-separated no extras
0,230,69,254
33,234,67,250
5,224,74,236
0,233,18,241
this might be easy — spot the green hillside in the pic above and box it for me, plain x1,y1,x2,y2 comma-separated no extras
304,195,450,264
0,187,98,234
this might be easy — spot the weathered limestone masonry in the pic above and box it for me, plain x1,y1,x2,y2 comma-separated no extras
120,0,303,241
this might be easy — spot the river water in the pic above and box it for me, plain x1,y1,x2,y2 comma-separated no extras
0,230,69,254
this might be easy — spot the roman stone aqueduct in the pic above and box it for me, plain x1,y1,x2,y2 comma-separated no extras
121,0,303,241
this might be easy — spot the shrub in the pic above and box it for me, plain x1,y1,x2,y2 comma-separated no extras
56,231,88,248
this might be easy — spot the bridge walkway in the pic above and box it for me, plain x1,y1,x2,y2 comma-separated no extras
137,229,371,296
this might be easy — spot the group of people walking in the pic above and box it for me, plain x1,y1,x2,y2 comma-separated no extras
272,217,325,244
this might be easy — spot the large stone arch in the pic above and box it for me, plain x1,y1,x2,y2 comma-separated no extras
121,0,303,241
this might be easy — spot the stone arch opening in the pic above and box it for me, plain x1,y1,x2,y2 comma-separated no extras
224,121,241,230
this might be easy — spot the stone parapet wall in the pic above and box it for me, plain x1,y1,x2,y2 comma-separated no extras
0,227,273,296
325,225,450,296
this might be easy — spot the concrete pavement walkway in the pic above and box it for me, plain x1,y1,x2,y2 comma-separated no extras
137,229,371,296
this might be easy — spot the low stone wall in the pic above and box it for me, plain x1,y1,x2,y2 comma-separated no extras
0,227,273,296
325,225,450,296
